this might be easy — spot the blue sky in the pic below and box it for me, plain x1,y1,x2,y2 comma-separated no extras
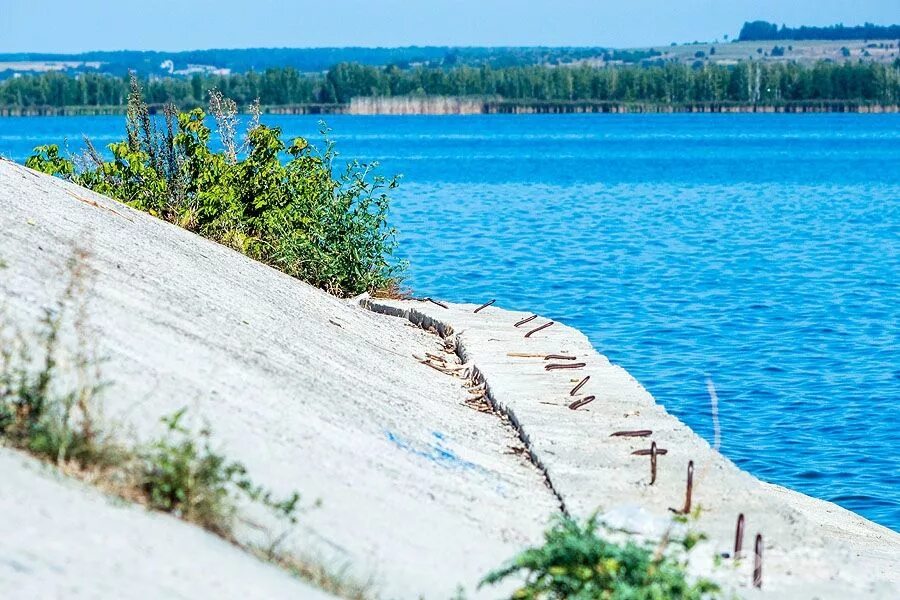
2,0,898,53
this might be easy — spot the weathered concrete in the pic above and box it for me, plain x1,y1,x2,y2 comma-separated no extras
365,299,900,598
0,159,559,599
0,449,335,599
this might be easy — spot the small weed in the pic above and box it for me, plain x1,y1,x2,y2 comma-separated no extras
140,407,300,535
681,530,708,552
0,248,117,469
481,514,719,599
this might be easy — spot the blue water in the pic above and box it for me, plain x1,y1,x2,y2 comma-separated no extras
2,114,898,530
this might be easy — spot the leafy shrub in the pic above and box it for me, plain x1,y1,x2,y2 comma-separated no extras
140,407,300,534
480,515,718,599
26,76,402,297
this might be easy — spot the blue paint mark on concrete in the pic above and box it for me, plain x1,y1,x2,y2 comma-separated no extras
386,430,478,470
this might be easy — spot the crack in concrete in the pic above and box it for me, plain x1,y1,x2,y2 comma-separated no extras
362,299,568,515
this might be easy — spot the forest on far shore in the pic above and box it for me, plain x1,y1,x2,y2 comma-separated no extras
738,21,900,42
2,59,899,111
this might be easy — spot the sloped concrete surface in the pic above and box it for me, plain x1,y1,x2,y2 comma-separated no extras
365,299,900,599
0,449,335,599
0,160,559,599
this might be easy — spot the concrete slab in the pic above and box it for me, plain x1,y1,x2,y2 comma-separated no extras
364,298,900,598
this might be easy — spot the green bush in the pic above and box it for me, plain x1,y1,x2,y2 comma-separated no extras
26,77,402,297
481,515,718,600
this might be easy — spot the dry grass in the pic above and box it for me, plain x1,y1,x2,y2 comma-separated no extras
255,548,375,600
370,279,411,300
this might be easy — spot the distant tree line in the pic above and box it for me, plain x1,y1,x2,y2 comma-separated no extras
2,60,900,110
319,61,900,105
738,21,900,42
0,46,628,78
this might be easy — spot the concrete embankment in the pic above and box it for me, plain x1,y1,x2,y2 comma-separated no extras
1,158,898,598
0,159,557,599
364,299,900,598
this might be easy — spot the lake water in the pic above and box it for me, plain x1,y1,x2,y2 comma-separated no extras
1,114,898,531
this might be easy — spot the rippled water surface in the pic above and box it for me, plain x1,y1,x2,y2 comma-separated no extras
2,114,898,530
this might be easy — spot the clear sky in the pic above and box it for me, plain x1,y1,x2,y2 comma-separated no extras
2,0,898,53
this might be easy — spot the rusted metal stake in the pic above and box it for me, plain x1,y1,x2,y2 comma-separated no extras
544,362,587,371
650,441,658,485
669,460,694,514
424,297,449,309
570,376,590,396
610,429,652,437
734,513,745,559
524,321,554,338
753,534,763,588
632,447,668,456
544,354,577,361
568,395,595,410
513,314,538,327
473,299,496,313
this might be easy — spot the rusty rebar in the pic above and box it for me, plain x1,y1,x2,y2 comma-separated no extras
669,460,694,515
424,297,448,309
544,362,587,371
753,534,763,588
631,447,668,456
568,395,595,410
734,513,745,559
570,376,590,396
525,321,554,338
473,299,496,313
544,354,577,361
610,429,652,437
513,314,538,327
650,441,658,485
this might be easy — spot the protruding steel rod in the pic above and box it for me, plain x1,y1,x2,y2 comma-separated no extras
632,447,668,456
610,429,652,437
650,441,658,485
753,534,763,588
513,314,538,327
524,321,554,338
424,297,448,309
544,362,587,371
669,460,694,514
473,299,496,313
568,395,595,410
734,513,745,559
570,376,590,396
